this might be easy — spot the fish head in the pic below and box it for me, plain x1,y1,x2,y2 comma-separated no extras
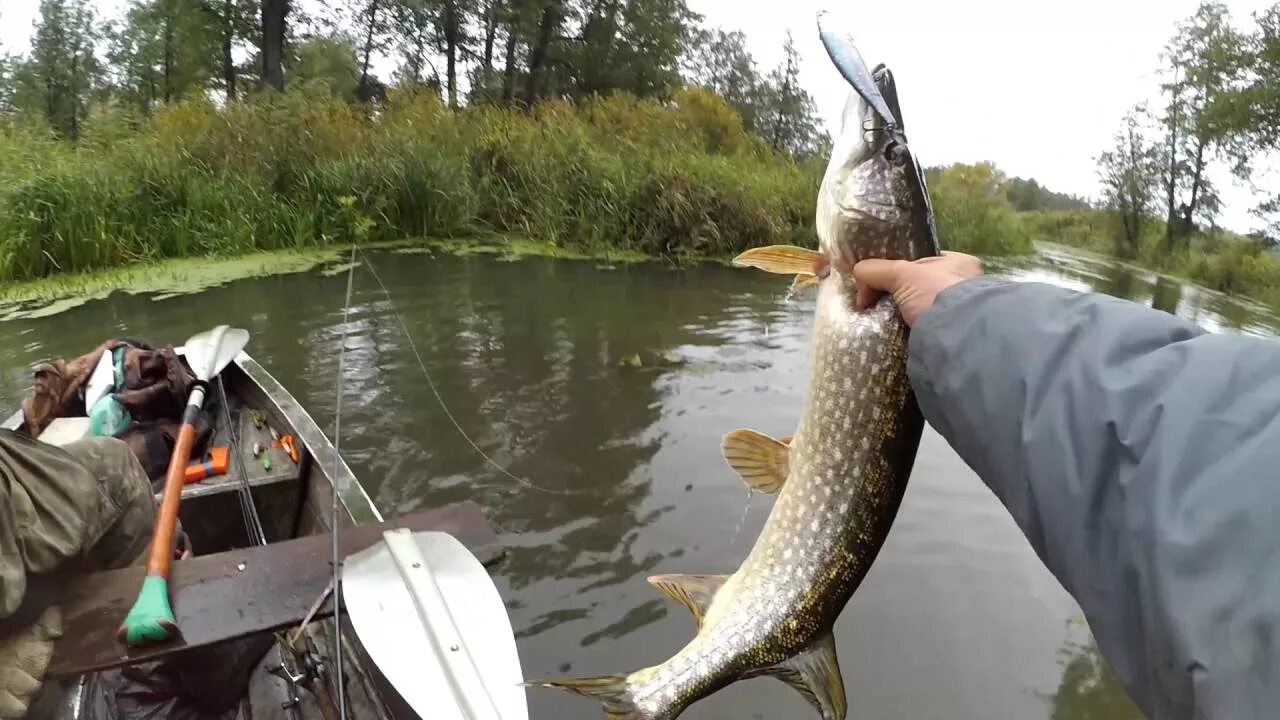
816,26,939,274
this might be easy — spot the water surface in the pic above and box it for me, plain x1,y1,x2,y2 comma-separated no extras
2,244,1272,719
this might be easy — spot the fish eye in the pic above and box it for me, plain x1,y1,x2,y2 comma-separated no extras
885,144,910,166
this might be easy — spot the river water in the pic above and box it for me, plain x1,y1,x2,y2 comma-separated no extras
1,243,1274,719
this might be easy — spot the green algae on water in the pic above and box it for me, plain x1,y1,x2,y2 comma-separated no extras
0,235,667,323
0,247,345,321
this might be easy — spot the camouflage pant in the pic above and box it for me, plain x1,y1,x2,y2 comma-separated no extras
1,433,157,622
0,434,156,719
63,437,157,573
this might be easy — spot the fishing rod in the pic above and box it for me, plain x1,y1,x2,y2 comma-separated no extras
328,244,359,719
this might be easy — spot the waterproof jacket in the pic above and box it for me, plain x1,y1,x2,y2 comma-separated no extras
908,277,1280,719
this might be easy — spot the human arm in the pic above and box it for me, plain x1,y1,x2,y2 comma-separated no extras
899,273,1280,719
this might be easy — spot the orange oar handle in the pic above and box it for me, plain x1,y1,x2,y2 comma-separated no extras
144,382,207,578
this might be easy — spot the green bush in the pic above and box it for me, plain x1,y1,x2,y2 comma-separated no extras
927,162,1034,256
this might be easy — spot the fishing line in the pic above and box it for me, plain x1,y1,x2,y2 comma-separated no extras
216,377,268,548
329,244,357,720
356,245,574,496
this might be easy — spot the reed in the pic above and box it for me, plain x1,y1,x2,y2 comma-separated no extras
0,88,1030,283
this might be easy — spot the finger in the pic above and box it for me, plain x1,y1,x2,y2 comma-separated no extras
851,258,909,294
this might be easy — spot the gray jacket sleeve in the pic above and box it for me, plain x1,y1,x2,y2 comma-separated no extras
907,276,1280,720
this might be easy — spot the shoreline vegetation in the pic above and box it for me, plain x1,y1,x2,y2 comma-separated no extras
3,0,1280,310
0,88,1045,283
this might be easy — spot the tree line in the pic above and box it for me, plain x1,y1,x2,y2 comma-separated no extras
0,0,826,157
1098,1,1280,257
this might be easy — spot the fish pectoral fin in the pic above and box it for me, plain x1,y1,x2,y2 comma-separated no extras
791,273,821,291
732,246,824,288
646,573,728,629
752,631,847,720
721,428,791,494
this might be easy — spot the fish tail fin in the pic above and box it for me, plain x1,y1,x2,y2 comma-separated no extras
529,673,654,720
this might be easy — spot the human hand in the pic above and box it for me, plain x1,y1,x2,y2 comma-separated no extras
853,251,983,326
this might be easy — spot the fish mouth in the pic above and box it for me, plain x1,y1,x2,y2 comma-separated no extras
815,16,936,267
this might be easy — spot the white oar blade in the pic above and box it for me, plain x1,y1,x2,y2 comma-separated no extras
183,325,250,381
343,530,528,720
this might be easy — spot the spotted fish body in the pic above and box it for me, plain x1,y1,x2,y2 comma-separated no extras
536,24,940,720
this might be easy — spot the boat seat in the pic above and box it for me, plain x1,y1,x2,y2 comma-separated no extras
40,502,504,679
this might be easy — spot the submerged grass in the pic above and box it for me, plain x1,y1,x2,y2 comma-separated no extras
0,88,1033,284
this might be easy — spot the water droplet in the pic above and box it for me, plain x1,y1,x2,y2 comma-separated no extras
728,489,754,552
450,644,460,652
237,562,246,572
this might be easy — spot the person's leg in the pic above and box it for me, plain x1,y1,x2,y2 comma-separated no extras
60,437,157,571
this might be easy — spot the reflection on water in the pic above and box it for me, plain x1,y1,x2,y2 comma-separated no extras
988,244,1280,337
1151,277,1182,315
0,244,1272,719
1050,624,1144,720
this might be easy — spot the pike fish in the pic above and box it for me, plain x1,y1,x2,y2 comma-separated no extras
533,22,941,720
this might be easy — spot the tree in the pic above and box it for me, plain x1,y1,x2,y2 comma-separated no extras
688,28,764,130
351,0,395,99
1157,2,1248,248
610,0,696,98
1098,107,1160,258
261,0,289,91
523,0,564,103
437,0,478,108
759,32,822,157
106,3,164,112
1002,176,1091,212
288,34,360,99
22,0,102,138
1216,4,1280,230
1,53,17,114
214,0,258,101
393,0,438,89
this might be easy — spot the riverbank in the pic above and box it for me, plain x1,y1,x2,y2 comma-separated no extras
1023,210,1280,309
0,89,816,282
0,90,1036,284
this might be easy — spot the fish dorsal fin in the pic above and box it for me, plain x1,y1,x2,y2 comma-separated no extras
646,574,728,629
752,631,847,720
733,246,824,289
721,428,791,494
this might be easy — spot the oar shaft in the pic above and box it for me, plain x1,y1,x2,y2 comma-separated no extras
145,384,207,577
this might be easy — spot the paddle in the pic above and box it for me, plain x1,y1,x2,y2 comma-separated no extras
118,325,250,647
342,529,528,720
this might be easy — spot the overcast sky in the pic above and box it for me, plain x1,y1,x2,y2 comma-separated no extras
3,0,1277,231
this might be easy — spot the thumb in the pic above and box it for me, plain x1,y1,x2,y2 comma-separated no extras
853,258,909,309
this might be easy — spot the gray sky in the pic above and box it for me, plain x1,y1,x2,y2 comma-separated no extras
2,0,1277,231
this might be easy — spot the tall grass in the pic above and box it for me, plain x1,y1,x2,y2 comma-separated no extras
0,88,1031,282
